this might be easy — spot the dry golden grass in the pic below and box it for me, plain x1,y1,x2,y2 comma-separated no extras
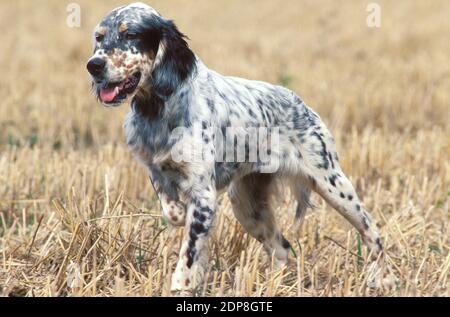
1,0,449,297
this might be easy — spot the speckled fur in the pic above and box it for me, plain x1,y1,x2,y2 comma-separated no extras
87,3,383,295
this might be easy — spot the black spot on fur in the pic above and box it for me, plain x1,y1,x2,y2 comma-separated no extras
362,217,369,230
192,221,207,235
188,231,198,245
328,152,335,169
311,131,330,170
329,174,338,187
375,238,383,251
206,98,214,111
132,94,164,120
186,247,196,268
281,236,292,250
200,206,212,214
193,211,206,222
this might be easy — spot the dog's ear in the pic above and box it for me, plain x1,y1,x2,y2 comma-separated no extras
139,16,196,101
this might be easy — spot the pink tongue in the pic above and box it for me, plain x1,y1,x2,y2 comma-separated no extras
100,86,119,103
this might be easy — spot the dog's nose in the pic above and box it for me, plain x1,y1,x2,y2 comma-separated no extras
87,57,106,76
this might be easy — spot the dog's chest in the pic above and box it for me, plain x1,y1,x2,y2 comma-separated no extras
124,110,174,166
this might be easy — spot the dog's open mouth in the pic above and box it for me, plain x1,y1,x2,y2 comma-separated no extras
99,72,141,104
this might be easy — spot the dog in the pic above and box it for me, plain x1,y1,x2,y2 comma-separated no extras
87,2,383,295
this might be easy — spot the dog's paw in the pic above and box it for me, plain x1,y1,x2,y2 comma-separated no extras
170,288,195,297
366,262,398,291
162,200,186,227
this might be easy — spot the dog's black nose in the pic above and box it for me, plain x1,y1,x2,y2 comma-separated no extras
87,58,106,76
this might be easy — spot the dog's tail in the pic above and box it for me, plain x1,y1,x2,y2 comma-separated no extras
279,177,314,224
295,187,314,223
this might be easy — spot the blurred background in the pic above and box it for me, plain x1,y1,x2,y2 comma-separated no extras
0,0,449,296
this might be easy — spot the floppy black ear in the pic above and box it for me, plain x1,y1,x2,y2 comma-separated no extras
139,16,196,100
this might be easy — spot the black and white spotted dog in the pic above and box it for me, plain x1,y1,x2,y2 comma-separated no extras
87,2,383,294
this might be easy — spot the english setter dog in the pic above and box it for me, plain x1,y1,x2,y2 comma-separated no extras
87,2,383,295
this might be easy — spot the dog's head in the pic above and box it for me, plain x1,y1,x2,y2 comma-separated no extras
87,2,196,107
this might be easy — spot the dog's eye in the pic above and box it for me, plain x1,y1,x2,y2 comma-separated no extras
125,32,139,40
95,34,104,42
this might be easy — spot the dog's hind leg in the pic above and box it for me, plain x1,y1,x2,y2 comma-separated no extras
228,173,292,269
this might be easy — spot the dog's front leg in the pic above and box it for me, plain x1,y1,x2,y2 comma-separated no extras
171,169,217,296
149,168,187,227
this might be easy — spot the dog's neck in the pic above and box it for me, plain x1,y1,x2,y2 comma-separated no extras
131,88,164,121
131,79,192,128
131,57,200,123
